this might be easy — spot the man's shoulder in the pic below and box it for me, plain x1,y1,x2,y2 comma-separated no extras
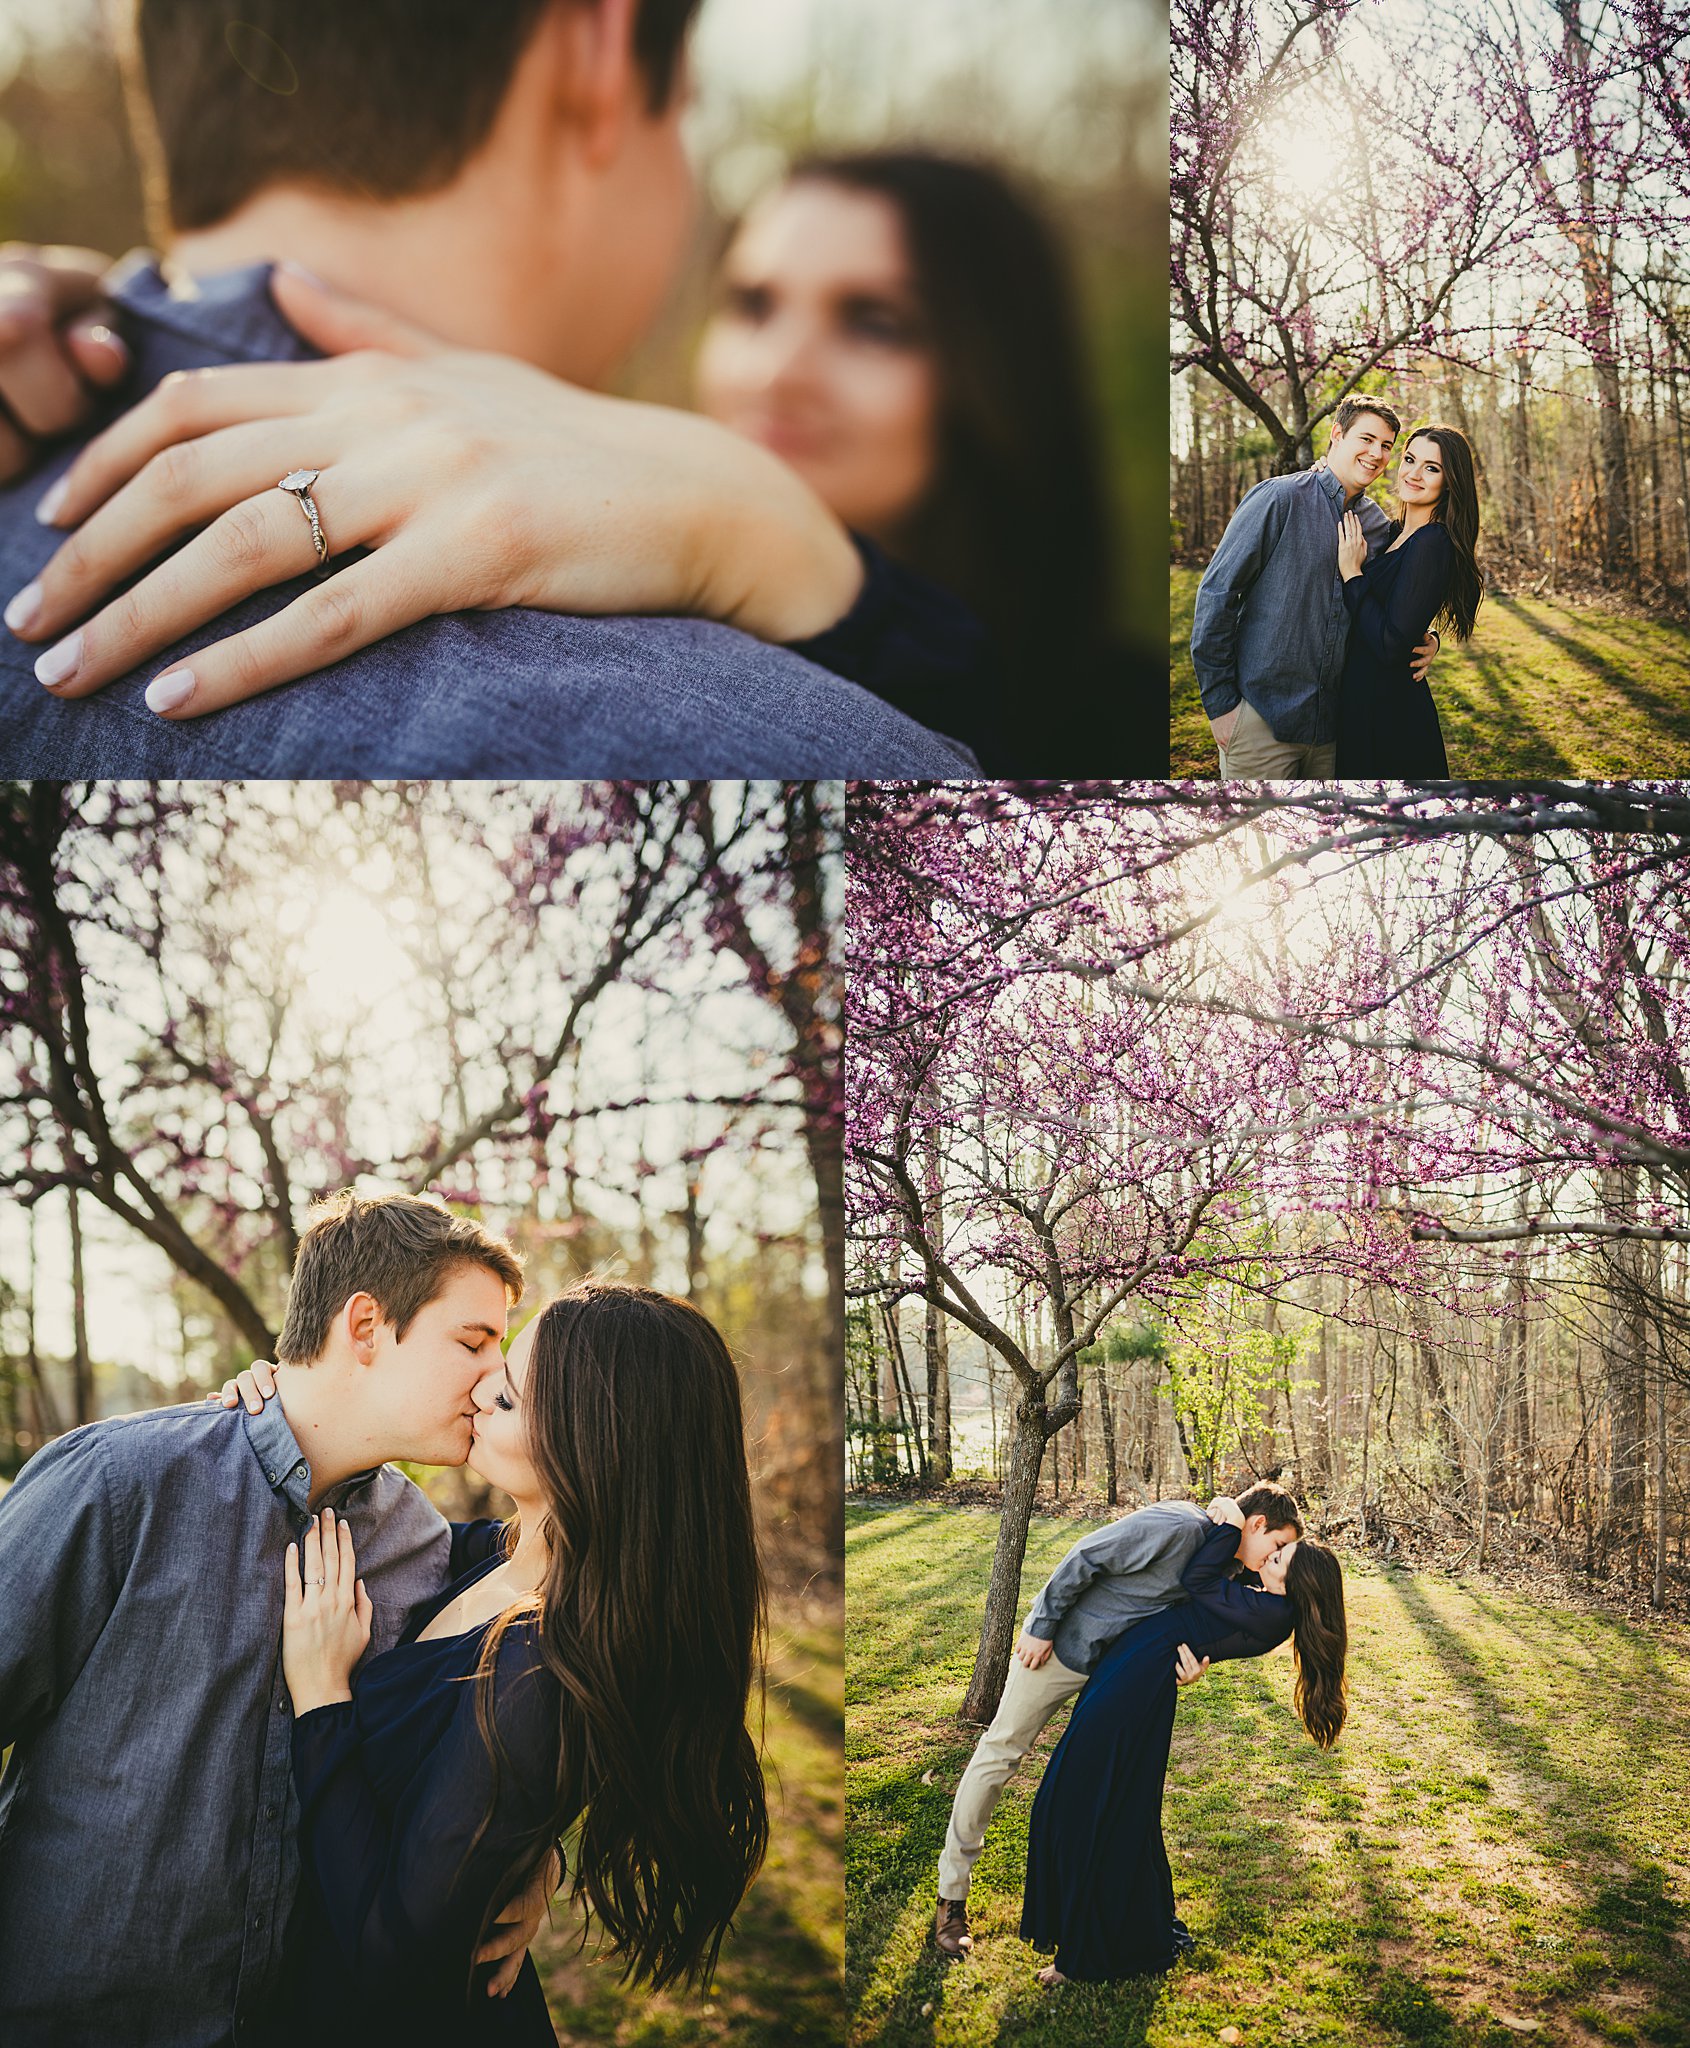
1113,1499,1207,1530
12,1401,239,1493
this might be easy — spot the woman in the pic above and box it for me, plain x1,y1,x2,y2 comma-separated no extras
0,155,1151,768
220,1284,767,2042
1022,1500,1346,1986
1334,423,1484,775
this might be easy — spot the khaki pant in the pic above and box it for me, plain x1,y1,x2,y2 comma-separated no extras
1216,697,1338,780
936,1648,1089,1899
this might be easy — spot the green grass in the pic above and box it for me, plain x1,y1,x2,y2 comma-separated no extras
1170,565,1690,775
540,1600,844,2045
846,1502,1690,2048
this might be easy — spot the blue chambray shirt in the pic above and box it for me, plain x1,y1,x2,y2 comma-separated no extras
0,1397,452,2046
1190,466,1394,745
0,258,978,777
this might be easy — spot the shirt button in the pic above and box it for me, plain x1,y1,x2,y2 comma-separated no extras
275,1697,290,1714
265,1804,279,1820
250,1913,262,1930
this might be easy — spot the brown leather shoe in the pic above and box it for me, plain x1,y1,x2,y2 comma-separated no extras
934,1895,973,1956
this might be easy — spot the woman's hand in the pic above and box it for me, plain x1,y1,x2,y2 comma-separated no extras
1205,1494,1245,1529
282,1507,373,1713
10,268,864,719
212,1358,280,1412
0,245,130,483
1337,510,1368,581
1174,1643,1211,1687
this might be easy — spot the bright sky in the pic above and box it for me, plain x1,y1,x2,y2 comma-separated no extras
6,787,826,1380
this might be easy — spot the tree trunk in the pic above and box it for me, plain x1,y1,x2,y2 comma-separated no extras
1099,1356,1119,1505
925,1294,952,1483
67,1185,94,1428
961,1395,1050,1721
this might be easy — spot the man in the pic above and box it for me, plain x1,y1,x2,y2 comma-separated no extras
0,0,975,776
933,1483,1302,1958
1190,398,1435,776
0,1191,539,2045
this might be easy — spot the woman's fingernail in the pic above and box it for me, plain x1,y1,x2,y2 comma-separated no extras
145,667,195,714
35,631,82,687
5,580,41,633
34,477,68,525
276,259,330,291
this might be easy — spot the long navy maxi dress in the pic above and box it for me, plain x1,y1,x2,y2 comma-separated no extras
280,1519,563,2044
1333,519,1454,777
1020,1520,1291,1981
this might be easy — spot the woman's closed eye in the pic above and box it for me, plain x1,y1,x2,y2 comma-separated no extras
494,1391,515,1412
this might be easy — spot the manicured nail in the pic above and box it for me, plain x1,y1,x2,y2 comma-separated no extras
34,631,82,687
83,323,126,359
145,667,195,714
4,580,41,633
276,259,330,291
34,477,68,525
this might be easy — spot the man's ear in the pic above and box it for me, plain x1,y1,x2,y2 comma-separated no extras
549,0,644,168
343,1291,382,1366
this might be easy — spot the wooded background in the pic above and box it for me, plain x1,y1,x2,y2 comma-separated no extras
0,780,843,1580
847,782,1690,1718
1172,0,1690,618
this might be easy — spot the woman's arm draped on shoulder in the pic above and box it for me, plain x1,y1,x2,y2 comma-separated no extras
783,534,1001,763
0,1430,125,1743
290,1624,562,1992
448,1518,509,1579
1342,523,1453,664
1178,1520,1288,1649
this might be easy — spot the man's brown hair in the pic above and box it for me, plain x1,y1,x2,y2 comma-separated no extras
1333,396,1401,441
276,1191,524,1364
125,0,703,233
1236,1481,1304,1538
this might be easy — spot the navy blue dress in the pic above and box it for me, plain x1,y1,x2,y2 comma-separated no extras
282,1520,562,2044
1020,1521,1291,1981
1333,520,1453,775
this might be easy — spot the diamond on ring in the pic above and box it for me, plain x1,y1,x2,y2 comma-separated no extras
277,469,328,566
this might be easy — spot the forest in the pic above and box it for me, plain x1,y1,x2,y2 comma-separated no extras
846,782,1690,1710
1172,0,1690,613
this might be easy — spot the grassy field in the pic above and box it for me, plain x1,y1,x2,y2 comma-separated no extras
542,1598,844,2045
847,1502,1690,2048
1169,566,1690,775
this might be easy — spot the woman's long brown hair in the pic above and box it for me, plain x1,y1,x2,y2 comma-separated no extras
1284,1541,1347,1749
1398,423,1484,642
470,1284,769,1990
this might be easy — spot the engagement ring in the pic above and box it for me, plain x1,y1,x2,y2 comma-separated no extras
277,469,328,565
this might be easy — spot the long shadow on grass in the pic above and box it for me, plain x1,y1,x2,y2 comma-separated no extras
1490,595,1690,727
1440,642,1576,774
1387,1574,1690,2036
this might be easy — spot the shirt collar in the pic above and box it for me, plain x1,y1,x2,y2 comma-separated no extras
241,1393,379,1516
1313,465,1348,509
107,253,321,367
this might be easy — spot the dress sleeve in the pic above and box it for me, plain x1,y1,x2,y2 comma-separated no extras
0,1428,124,1745
1178,1521,1292,1650
448,1519,509,1578
1342,525,1451,664
783,534,1002,766
290,1624,564,1995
